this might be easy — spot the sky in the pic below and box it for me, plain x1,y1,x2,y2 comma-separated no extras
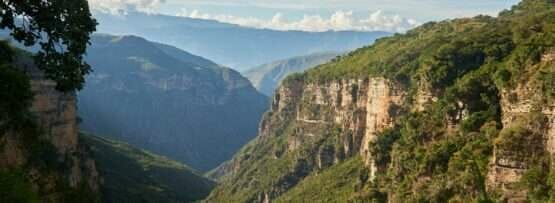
88,0,521,32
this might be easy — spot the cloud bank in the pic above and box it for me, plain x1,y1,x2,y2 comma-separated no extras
177,9,419,32
88,0,419,32
89,0,166,13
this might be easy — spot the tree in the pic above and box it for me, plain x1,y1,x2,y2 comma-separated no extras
0,0,97,91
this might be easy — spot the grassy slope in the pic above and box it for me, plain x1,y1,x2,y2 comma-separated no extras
80,134,215,203
275,156,379,202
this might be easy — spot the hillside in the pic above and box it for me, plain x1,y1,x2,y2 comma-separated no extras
94,11,390,70
207,0,555,202
80,134,215,202
78,34,269,171
245,52,340,96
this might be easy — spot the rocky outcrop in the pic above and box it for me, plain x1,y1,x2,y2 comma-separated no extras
29,78,78,155
211,77,405,201
0,63,99,200
271,78,404,165
272,78,403,160
487,57,555,202
542,49,555,62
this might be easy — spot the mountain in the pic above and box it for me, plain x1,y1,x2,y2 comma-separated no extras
78,34,269,171
207,1,555,202
93,11,390,70
245,52,340,96
80,133,215,202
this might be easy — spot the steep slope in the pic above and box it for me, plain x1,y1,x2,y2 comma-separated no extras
93,11,390,70
0,45,99,202
207,1,554,202
78,34,269,171
245,52,340,96
80,134,215,202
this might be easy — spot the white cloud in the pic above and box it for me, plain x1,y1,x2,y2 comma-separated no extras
177,9,419,32
89,0,166,13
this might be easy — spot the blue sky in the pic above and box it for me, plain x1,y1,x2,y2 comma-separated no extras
89,0,521,32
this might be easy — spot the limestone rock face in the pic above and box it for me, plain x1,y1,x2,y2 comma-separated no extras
542,49,555,62
486,62,555,202
271,78,403,159
211,77,405,201
0,65,99,200
267,78,404,166
29,79,78,155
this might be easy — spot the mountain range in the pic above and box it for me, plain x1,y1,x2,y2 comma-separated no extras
245,52,340,96
78,34,269,171
93,11,390,70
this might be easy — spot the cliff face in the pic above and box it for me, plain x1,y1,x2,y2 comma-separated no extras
211,56,554,203
208,78,405,201
270,78,404,175
208,1,555,202
487,53,555,201
0,64,99,201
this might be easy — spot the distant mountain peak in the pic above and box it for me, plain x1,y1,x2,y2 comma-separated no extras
245,52,341,96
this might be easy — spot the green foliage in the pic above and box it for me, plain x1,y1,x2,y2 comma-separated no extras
535,63,555,100
0,170,40,203
276,157,385,202
370,128,401,168
0,0,97,91
0,42,33,133
80,134,215,203
520,164,551,202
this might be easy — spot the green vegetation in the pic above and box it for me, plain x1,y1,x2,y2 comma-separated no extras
0,170,40,203
0,0,97,91
0,41,33,133
208,0,555,202
80,133,216,202
304,0,553,93
276,157,383,202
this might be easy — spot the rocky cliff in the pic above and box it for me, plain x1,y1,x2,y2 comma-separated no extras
207,1,555,202
0,59,99,202
486,51,555,202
